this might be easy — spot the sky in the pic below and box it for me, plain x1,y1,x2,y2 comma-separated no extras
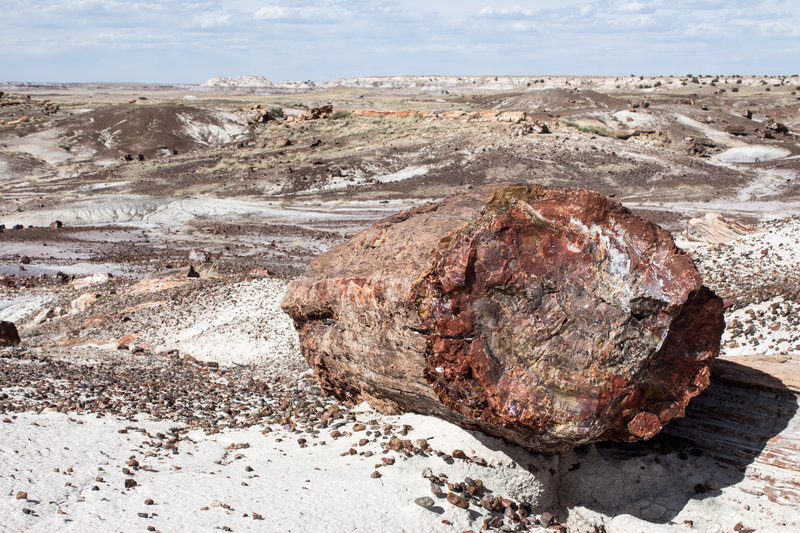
1,0,799,83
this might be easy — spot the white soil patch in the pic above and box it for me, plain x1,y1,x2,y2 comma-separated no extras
178,111,248,146
141,278,300,366
0,195,375,229
715,145,790,163
0,293,55,323
674,114,742,148
377,164,431,184
736,167,798,201
612,110,660,129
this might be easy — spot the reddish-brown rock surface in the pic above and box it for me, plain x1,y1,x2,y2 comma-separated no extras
0,321,21,346
281,184,725,453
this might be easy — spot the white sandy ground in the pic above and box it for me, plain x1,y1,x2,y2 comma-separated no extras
0,294,55,323
715,146,791,164
140,278,302,366
3,396,798,533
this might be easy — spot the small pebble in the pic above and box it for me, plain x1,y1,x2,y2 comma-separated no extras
446,492,469,509
414,496,435,509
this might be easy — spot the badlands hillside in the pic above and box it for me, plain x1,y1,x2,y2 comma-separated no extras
0,75,799,532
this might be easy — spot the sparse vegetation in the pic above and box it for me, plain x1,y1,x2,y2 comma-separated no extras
330,110,352,120
563,121,613,137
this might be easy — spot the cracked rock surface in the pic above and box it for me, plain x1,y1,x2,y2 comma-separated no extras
282,184,725,453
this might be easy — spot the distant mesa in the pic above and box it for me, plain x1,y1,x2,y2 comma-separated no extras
200,76,276,89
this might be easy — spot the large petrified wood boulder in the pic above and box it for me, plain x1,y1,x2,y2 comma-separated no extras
281,184,724,453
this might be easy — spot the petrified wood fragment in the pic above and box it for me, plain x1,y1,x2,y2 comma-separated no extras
281,184,724,453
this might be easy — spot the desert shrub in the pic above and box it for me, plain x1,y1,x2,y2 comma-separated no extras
269,106,284,118
732,87,739,92
330,110,352,120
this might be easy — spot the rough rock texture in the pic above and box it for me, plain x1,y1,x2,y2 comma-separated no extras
281,184,724,453
0,321,20,346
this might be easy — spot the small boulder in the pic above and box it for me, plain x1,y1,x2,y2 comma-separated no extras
0,321,21,346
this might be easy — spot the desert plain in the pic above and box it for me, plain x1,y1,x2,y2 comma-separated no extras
1,74,799,532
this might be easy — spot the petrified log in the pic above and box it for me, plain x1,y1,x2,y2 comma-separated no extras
281,184,724,453
0,321,21,346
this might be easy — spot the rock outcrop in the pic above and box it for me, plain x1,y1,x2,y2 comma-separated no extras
282,184,724,453
686,212,759,244
0,321,20,346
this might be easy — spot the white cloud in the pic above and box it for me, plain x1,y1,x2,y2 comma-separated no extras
759,21,800,36
618,1,650,13
252,4,347,22
253,5,289,20
197,12,231,29
477,6,536,19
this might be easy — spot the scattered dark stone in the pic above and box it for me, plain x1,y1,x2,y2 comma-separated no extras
370,471,382,479
446,492,469,509
484,516,504,528
125,479,138,489
145,499,154,505
15,491,27,500
451,449,467,460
